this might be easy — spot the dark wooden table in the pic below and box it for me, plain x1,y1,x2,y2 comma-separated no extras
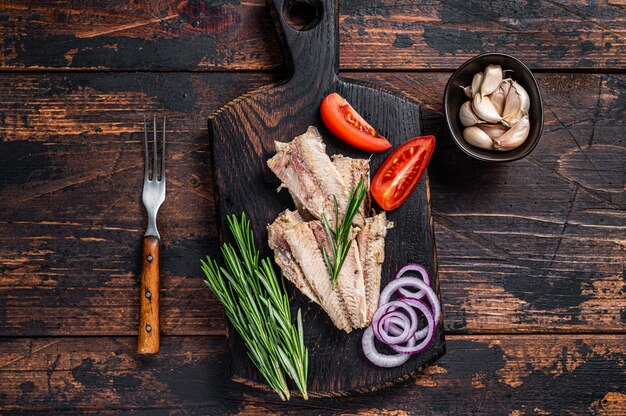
0,1,624,414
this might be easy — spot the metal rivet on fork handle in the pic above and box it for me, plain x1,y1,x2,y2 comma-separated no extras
146,324,152,332
147,254,153,262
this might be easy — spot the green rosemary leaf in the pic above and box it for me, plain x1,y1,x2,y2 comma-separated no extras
321,178,367,287
201,212,308,401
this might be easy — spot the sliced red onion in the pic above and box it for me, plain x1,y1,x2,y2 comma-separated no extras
389,300,435,355
387,323,407,337
381,302,420,334
372,300,417,345
362,327,416,368
376,312,411,344
388,319,428,341
394,263,431,300
363,265,442,368
386,322,404,334
380,277,441,325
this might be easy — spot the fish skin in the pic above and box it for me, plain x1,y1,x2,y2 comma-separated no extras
282,219,353,333
309,220,368,328
268,126,364,228
357,213,393,324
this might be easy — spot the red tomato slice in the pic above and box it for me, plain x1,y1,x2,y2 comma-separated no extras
320,93,392,152
371,135,436,211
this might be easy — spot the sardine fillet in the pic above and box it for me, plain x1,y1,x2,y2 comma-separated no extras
282,219,353,333
268,126,364,228
332,155,371,218
332,155,369,188
309,221,367,328
357,213,392,323
267,126,390,332
267,210,320,305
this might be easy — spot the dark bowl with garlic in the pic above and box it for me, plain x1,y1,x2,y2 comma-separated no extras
444,53,544,162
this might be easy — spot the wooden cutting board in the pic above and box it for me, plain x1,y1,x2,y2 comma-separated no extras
208,0,445,396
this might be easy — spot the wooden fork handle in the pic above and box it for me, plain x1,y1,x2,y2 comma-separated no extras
138,236,160,354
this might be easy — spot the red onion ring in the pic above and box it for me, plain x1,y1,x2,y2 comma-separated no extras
362,326,416,368
389,300,435,355
363,265,442,368
372,300,417,345
382,302,431,342
376,313,411,344
381,302,420,334
379,277,441,325
394,263,431,300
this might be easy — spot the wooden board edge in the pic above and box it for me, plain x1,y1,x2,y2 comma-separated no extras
207,80,283,123
230,344,447,398
338,74,424,111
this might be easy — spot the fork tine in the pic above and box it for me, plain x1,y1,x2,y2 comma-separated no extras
153,115,158,181
143,115,149,180
161,118,166,182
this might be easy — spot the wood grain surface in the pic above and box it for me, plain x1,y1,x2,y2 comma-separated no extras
0,0,625,412
0,0,624,71
1,72,622,337
0,335,624,414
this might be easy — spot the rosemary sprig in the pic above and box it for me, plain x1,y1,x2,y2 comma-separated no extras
321,178,367,288
201,213,308,401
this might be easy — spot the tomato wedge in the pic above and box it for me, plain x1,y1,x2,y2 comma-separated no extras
320,93,392,152
371,135,436,211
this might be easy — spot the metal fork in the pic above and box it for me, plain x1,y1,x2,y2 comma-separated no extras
138,116,166,355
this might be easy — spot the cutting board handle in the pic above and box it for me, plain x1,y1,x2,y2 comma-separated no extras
268,0,339,84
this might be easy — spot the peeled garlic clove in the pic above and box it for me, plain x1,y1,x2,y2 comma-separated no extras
471,72,483,98
501,87,523,127
459,100,484,127
489,83,508,116
480,65,503,96
478,123,508,140
494,114,530,151
511,81,530,112
463,126,494,150
460,85,473,98
472,93,502,123
501,79,512,96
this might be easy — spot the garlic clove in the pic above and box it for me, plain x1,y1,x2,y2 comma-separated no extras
489,83,508,116
501,87,523,127
501,79,512,96
480,65,503,96
472,93,502,123
511,81,530,112
494,114,530,151
460,85,473,98
459,100,485,127
471,72,483,98
463,126,494,150
478,123,509,140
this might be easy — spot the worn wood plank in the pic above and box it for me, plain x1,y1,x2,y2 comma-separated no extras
0,335,624,414
0,72,623,337
0,0,281,71
0,0,624,71
0,72,277,336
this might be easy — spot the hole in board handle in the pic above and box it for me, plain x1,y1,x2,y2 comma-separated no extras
283,0,323,31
